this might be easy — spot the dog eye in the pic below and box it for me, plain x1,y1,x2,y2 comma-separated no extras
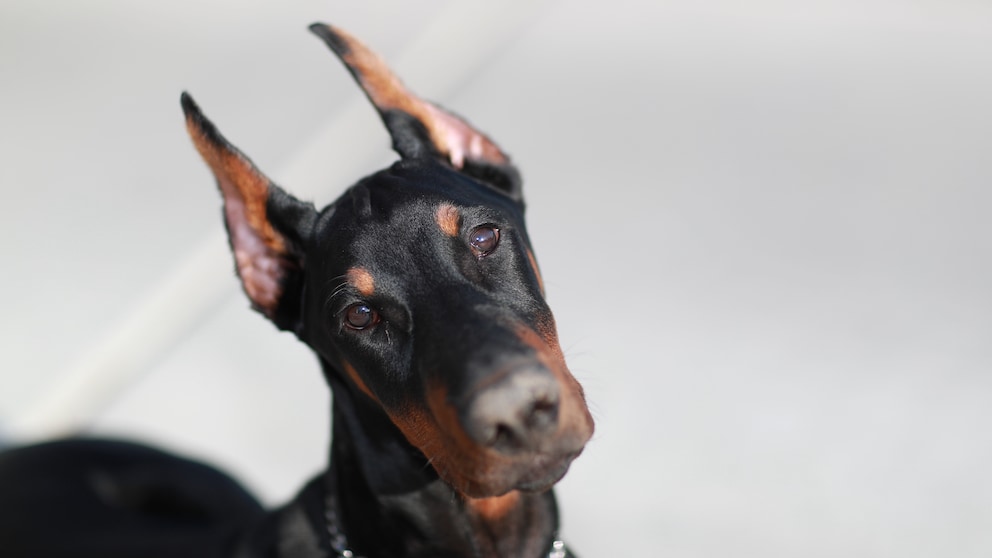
469,226,500,257
344,303,380,330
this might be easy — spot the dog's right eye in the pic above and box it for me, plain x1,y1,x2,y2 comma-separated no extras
469,225,500,258
344,303,380,330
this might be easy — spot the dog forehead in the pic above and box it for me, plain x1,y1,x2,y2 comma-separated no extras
312,161,523,256
361,160,520,215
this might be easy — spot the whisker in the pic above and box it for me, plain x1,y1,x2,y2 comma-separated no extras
324,274,351,307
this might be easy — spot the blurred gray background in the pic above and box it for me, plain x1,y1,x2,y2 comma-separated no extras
2,1,991,556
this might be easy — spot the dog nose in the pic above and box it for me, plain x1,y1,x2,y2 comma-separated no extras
462,368,561,454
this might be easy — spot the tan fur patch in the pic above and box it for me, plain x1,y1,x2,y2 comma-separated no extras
515,323,594,445
341,360,377,401
467,491,522,522
435,203,462,237
347,267,375,297
386,384,506,497
385,335,593,498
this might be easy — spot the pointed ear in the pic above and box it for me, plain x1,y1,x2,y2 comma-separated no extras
181,92,316,334
308,23,523,203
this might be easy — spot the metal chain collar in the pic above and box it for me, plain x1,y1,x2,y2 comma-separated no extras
323,491,363,558
548,539,571,558
323,492,570,558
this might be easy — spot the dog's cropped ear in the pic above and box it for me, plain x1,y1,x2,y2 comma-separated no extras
309,23,523,203
181,92,316,334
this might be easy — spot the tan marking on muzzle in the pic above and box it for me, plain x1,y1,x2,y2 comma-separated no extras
515,323,595,446
380,321,594,498
385,384,515,498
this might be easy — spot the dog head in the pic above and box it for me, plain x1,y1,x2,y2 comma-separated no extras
182,24,593,498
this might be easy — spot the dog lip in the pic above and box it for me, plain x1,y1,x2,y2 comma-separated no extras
511,450,580,492
503,447,585,493
448,445,584,498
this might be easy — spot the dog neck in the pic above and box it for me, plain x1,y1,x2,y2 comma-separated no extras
318,362,560,558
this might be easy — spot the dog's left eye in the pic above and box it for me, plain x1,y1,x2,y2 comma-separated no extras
469,226,500,257
344,303,380,330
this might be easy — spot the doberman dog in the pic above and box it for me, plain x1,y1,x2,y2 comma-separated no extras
0,23,594,558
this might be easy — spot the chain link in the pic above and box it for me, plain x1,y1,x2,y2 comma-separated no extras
549,539,569,558
325,490,569,558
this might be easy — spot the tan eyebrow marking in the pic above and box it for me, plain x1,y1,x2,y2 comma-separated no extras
435,203,462,237
347,267,375,297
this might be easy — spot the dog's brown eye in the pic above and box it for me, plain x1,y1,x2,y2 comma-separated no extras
344,303,379,330
469,226,500,257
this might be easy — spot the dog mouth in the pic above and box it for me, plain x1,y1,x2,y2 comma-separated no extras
446,447,585,498
510,449,582,492
390,347,596,498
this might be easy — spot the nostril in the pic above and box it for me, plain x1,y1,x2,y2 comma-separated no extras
491,423,515,452
525,394,559,432
463,370,561,453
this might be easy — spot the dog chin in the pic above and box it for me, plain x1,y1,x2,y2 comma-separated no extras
512,450,581,493
454,450,582,498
